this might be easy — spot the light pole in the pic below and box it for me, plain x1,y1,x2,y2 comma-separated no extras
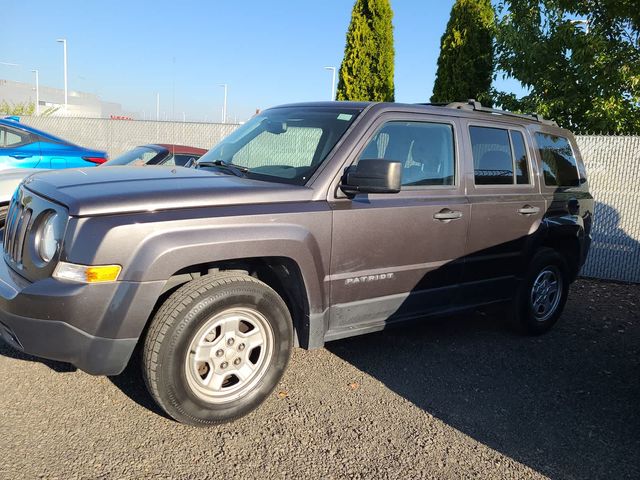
324,66,336,101
31,70,39,115
156,93,160,121
56,38,68,114
218,83,228,123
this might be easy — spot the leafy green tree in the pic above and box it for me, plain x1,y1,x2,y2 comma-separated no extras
0,100,35,116
337,0,395,102
495,0,640,134
431,0,495,105
0,100,59,117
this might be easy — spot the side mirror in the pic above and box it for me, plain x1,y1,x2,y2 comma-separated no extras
340,159,402,196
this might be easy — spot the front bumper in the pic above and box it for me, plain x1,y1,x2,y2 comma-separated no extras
0,308,137,375
0,241,165,375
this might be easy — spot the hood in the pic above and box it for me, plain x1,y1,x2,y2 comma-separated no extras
0,168,43,202
23,166,313,216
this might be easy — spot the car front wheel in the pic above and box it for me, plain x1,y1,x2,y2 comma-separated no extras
142,272,293,426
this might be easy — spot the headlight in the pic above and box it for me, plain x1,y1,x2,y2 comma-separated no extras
36,212,59,263
53,262,122,283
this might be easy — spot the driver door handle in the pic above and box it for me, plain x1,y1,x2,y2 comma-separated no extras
10,154,32,159
517,205,541,215
433,209,463,221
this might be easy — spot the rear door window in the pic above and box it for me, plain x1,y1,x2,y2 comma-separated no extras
470,126,531,186
535,133,580,187
470,126,513,185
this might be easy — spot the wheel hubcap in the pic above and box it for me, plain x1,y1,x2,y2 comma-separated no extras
530,266,562,322
185,307,274,403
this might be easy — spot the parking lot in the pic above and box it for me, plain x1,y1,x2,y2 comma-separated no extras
0,278,638,479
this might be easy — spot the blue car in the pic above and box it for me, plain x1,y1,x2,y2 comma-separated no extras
0,117,108,170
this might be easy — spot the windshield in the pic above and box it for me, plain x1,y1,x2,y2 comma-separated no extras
103,146,165,166
198,106,362,185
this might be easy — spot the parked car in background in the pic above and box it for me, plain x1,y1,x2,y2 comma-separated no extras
0,117,108,170
103,144,207,167
0,144,207,227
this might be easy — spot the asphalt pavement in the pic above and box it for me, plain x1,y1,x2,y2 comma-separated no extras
1,279,638,479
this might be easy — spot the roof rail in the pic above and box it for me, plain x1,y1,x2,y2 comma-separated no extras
414,102,450,107
444,99,557,126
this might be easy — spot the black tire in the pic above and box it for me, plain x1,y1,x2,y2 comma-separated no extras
142,272,293,426
511,248,570,335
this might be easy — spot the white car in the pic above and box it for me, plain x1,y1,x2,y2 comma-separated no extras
0,169,42,228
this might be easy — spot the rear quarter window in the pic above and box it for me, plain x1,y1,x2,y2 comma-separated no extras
0,126,31,148
535,133,580,187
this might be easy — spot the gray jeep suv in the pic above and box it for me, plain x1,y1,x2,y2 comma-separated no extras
0,101,593,425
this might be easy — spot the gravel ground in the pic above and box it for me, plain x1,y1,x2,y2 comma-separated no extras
0,278,638,479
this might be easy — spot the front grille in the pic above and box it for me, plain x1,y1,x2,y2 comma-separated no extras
3,197,32,265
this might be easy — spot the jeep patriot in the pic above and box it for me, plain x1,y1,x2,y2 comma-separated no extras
0,101,593,425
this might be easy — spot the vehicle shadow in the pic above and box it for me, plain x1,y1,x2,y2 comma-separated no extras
0,338,170,419
582,202,640,283
107,352,172,420
0,341,77,373
326,287,640,479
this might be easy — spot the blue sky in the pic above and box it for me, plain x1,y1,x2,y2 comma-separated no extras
1,0,524,122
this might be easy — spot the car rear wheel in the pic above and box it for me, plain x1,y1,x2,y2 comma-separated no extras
512,248,570,335
142,272,293,426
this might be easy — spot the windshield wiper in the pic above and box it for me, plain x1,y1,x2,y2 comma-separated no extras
196,160,249,178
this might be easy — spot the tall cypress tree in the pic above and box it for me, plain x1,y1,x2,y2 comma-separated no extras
431,0,495,104
336,0,395,102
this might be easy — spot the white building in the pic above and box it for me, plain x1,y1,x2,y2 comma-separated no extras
0,78,126,118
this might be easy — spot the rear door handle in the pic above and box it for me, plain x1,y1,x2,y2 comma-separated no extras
517,205,541,215
433,209,463,221
9,154,32,159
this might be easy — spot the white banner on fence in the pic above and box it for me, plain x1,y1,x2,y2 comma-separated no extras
577,136,640,283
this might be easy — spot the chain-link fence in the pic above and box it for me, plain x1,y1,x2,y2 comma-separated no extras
20,116,239,159
11,117,640,283
576,136,640,283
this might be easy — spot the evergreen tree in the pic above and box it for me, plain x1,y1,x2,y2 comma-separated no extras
431,0,495,104
336,0,395,102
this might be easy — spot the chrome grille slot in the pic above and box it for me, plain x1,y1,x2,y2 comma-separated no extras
3,200,19,258
14,208,32,263
10,205,24,261
2,200,12,248
3,198,31,264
